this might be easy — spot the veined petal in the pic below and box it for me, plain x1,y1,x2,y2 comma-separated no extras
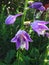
29,2,42,8
16,38,21,50
15,30,32,42
5,15,16,24
11,30,32,50
24,32,32,42
5,14,22,25
29,2,45,11
25,41,29,50
38,24,49,30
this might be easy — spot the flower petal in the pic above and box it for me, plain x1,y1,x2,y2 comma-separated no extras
38,24,49,30
16,38,21,50
38,21,49,24
24,41,29,50
11,37,17,43
5,15,16,24
29,2,42,8
38,6,45,11
24,32,32,42
15,30,32,42
5,14,22,25
11,30,32,50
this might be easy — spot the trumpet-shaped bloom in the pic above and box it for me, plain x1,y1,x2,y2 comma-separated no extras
29,2,45,11
5,14,22,25
30,20,49,36
11,30,32,50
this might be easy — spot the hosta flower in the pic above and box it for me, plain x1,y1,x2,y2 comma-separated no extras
30,20,49,36
5,14,22,25
11,30,32,50
29,2,45,11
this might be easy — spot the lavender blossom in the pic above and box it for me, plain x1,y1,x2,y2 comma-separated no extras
29,2,45,11
30,20,49,36
5,14,22,25
11,30,32,50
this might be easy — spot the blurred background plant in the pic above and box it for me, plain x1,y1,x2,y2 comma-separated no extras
0,0,49,65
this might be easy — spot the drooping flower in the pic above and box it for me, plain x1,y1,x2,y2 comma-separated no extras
5,14,22,25
30,20,49,36
29,2,45,11
11,30,32,50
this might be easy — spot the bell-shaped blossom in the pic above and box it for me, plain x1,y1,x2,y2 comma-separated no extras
29,2,45,11
30,20,49,36
11,30,32,50
5,14,22,25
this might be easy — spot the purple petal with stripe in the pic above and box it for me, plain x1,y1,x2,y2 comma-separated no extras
29,2,42,8
5,15,16,24
5,14,22,25
15,38,21,50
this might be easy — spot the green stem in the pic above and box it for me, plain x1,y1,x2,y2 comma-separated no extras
45,12,48,21
33,9,36,20
43,40,49,65
21,0,28,29
45,10,49,21
17,50,19,65
43,47,48,65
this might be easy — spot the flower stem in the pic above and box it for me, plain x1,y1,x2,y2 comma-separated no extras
17,50,19,65
33,9,36,20
45,12,48,21
21,0,28,29
45,10,49,21
43,45,49,65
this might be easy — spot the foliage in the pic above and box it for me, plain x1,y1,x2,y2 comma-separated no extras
0,0,49,65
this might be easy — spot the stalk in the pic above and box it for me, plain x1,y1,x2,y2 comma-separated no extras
21,0,28,29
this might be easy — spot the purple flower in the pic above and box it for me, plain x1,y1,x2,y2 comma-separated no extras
30,20,49,36
5,14,22,25
11,30,32,50
29,2,45,11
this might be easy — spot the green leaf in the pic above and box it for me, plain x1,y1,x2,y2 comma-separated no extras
30,47,39,59
4,50,16,64
12,59,25,65
0,62,6,65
